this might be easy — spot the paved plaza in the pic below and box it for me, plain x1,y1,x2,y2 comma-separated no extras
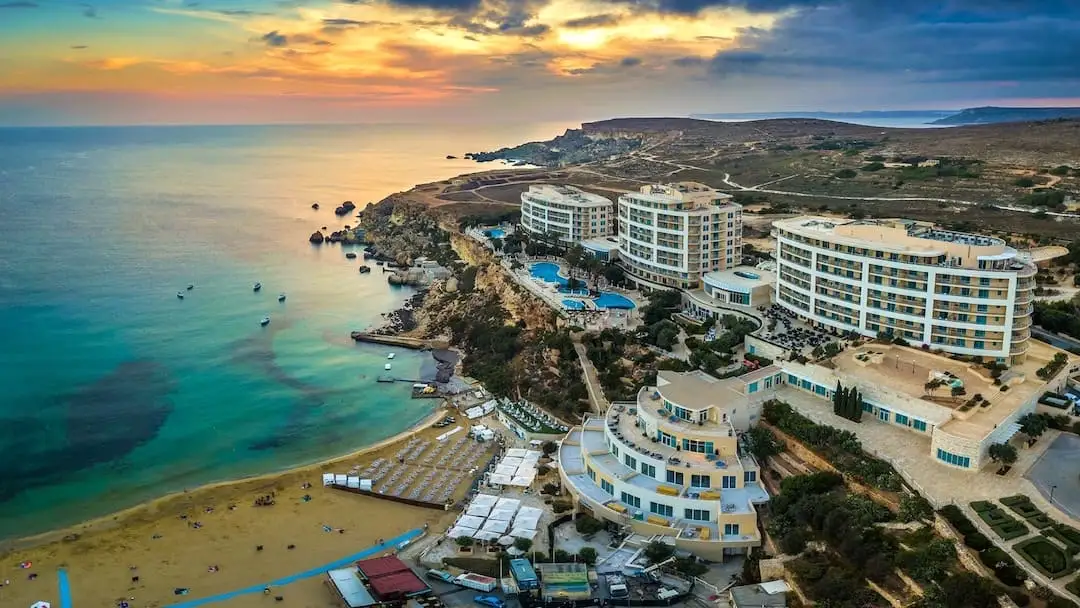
1026,433,1080,519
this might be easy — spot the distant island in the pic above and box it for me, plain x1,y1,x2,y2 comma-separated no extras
691,110,956,122
930,106,1080,125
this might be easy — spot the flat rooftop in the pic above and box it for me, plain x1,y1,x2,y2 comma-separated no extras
526,184,613,207
703,266,776,293
827,342,1067,440
654,369,746,411
581,236,620,252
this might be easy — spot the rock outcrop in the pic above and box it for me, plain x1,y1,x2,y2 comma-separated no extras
308,231,324,244
334,201,356,216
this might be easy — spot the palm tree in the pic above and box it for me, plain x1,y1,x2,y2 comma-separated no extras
924,378,943,396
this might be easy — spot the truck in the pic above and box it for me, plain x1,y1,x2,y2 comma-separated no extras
454,573,498,592
426,569,456,584
606,575,629,599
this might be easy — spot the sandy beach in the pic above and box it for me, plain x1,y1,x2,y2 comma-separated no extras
0,408,489,608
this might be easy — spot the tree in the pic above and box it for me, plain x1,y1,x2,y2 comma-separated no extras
1018,412,1048,442
575,515,605,535
924,378,943,396
564,244,586,279
779,529,809,555
987,442,1018,466
898,493,934,522
602,263,625,287
541,440,558,455
951,385,966,403
514,537,533,552
456,536,474,548
578,547,598,565
915,571,1000,608
644,541,675,564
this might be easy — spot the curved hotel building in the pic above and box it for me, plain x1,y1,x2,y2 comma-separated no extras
558,368,776,560
519,185,614,244
773,217,1036,364
617,183,743,289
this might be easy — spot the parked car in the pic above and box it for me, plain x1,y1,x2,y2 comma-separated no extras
474,595,505,608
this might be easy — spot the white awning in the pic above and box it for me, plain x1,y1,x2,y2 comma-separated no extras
482,519,510,534
458,515,485,529
466,503,492,518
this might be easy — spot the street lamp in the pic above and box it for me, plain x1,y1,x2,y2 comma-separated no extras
1051,485,1058,503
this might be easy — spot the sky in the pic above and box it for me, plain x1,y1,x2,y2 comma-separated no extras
1,0,1079,125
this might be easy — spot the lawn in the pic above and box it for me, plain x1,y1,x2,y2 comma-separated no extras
991,520,1029,541
1014,537,1076,579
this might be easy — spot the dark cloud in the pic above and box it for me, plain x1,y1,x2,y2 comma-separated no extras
702,0,1080,96
70,45,89,49
216,8,273,15
672,56,706,67
80,3,98,17
259,30,288,46
562,13,620,28
0,1,38,7
620,57,643,67
375,0,481,8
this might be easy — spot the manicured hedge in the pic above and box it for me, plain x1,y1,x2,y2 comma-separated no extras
971,500,996,513
978,507,1013,527
964,532,992,551
1044,525,1080,555
1029,514,1056,530
1001,494,1031,507
1015,537,1075,579
980,546,1028,586
1067,575,1080,597
992,520,1030,541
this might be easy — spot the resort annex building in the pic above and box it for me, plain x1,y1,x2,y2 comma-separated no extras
617,183,743,289
773,217,1037,364
519,185,614,244
558,368,775,560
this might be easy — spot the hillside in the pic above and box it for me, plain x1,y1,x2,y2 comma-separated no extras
932,106,1080,125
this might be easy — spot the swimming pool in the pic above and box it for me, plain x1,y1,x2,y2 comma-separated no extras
530,262,568,287
594,292,636,309
484,228,506,239
562,299,586,310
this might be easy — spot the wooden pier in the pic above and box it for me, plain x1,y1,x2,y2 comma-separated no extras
350,332,450,350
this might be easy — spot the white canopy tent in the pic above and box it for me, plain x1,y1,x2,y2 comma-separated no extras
515,463,537,477
505,448,528,458
458,515,485,529
497,535,516,546
510,474,535,487
521,450,543,463
489,473,513,486
509,527,538,540
513,514,541,530
471,494,499,509
474,530,502,542
501,456,524,467
466,503,492,518
481,519,510,534
494,497,521,512
516,506,543,521
495,464,518,476
448,526,477,539
488,508,517,522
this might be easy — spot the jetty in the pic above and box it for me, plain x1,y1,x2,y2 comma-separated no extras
350,332,450,350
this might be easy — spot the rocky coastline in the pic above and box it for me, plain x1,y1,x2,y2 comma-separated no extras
373,291,427,335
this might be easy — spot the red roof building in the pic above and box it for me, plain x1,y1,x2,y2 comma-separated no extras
356,555,429,601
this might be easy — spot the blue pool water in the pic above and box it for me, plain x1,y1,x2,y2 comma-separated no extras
530,262,567,286
485,228,506,239
595,292,636,309
562,299,586,310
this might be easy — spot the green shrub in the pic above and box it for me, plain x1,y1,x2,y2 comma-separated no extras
1009,590,1032,607
1044,526,1080,555
939,504,964,523
971,500,996,513
964,532,992,551
1008,501,1043,519
978,508,1013,527
980,546,1009,568
1001,494,1031,507
1015,537,1074,578
1028,514,1056,529
992,520,1030,541
834,169,858,179
1066,575,1080,597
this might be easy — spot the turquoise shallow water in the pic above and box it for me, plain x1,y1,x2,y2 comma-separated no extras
0,122,566,540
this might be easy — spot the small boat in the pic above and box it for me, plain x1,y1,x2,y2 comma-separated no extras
187,284,194,291
260,316,270,326
311,202,320,210
253,282,262,292
384,363,392,371
359,265,371,274
278,294,286,302
345,252,357,259
375,261,384,266
387,353,395,360
176,292,184,299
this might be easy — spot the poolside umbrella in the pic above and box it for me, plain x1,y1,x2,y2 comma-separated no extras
30,602,51,608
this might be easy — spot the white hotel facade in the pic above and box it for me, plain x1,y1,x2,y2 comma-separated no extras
519,185,614,244
773,217,1037,364
617,183,743,290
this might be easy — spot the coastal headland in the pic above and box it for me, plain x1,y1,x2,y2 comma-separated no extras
0,409,465,608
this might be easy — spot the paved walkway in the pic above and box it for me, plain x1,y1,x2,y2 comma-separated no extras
573,341,609,414
778,388,1079,600
1026,433,1080,519
164,528,424,608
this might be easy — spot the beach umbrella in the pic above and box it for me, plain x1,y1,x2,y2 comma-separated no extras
30,602,51,608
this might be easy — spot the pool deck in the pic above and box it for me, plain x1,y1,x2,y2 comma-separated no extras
505,258,643,330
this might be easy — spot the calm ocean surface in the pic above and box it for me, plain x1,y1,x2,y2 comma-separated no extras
0,122,566,540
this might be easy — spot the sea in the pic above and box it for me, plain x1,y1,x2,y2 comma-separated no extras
0,122,567,541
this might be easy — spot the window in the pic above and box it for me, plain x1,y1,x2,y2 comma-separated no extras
936,448,971,468
624,454,637,470
649,502,673,517
862,401,873,412
744,471,757,484
913,420,927,432
895,413,909,426
723,523,741,535
684,508,709,521
641,463,656,478
587,467,596,481
748,381,759,394
721,475,737,489
666,470,684,485
611,445,619,459
691,474,711,488
621,492,641,509
682,439,714,454
657,431,676,448
601,479,614,495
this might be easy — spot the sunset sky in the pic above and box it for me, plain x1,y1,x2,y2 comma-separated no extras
1,0,1078,125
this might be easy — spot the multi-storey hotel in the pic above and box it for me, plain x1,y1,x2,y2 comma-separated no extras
773,217,1036,364
558,368,775,560
519,185,614,244
617,183,743,289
